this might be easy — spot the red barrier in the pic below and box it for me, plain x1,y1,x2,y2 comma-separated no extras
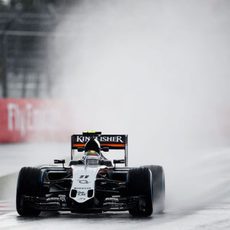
0,99,69,143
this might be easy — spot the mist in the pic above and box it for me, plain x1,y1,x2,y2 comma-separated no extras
50,0,230,211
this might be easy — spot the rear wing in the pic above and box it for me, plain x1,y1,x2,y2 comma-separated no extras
71,134,128,166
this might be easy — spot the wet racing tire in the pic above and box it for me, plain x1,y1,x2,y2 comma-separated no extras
16,167,44,217
128,167,153,217
144,165,165,213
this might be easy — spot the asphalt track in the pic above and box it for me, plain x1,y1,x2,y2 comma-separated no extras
1,143,230,230
1,198,230,230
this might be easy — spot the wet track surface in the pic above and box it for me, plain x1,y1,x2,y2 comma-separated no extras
1,199,230,230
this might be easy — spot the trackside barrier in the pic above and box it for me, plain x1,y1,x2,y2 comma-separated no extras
0,99,70,143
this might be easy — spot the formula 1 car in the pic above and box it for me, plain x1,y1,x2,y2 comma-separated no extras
16,131,165,217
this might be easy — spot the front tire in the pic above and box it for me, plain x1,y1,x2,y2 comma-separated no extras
128,167,153,217
144,165,165,213
16,167,44,217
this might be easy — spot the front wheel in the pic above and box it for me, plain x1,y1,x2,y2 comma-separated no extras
16,167,44,217
128,167,153,217
144,165,165,214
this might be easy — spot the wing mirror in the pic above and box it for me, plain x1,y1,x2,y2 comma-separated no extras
101,147,109,152
77,148,85,152
113,159,125,164
54,159,65,167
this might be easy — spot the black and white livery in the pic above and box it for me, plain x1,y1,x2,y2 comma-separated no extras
16,131,165,217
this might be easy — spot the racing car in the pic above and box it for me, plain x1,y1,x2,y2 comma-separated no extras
16,131,165,217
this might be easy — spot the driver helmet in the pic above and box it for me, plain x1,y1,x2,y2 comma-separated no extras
84,138,101,165
85,138,100,154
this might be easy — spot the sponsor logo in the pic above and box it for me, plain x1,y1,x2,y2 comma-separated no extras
7,102,60,137
75,135,125,143
76,136,90,143
76,187,92,190
77,191,86,196
100,136,124,143
78,175,89,184
78,180,89,184
80,175,89,178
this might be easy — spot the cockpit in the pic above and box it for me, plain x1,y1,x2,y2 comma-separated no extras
83,150,101,166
